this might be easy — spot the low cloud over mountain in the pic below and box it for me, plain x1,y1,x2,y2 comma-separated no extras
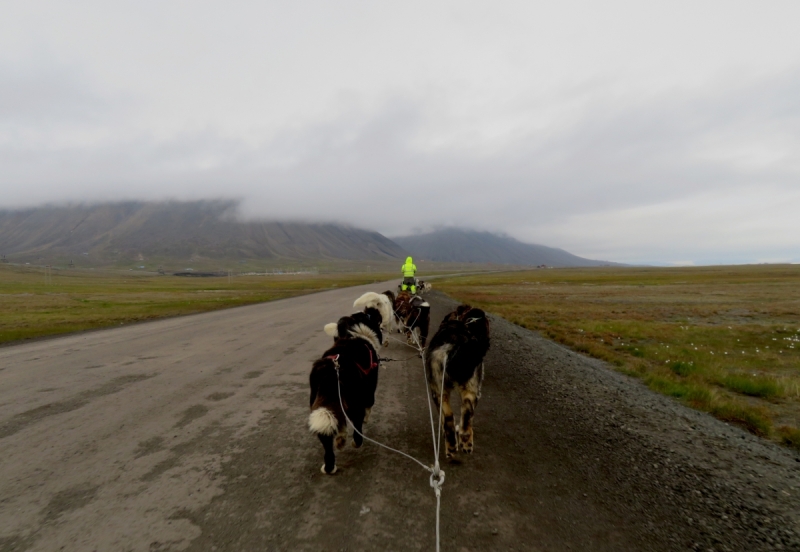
0,201,405,265
393,228,618,267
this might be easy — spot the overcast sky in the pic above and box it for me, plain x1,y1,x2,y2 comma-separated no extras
2,1,799,264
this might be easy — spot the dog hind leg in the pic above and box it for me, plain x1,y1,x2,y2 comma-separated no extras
458,370,482,453
440,389,458,458
335,425,347,450
318,434,338,474
350,409,366,448
458,389,477,453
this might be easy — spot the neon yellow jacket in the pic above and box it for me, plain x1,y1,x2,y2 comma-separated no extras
401,257,417,277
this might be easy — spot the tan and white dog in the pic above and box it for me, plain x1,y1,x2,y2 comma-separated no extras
417,280,433,294
425,305,490,458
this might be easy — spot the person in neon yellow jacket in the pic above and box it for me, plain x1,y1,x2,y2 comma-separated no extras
401,256,417,294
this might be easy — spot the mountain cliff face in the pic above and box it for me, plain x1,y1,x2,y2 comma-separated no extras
0,201,406,263
393,228,616,267
0,203,615,267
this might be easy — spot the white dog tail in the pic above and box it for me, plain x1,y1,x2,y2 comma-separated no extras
324,323,338,337
308,407,338,435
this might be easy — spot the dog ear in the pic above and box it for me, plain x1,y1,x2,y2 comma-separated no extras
324,323,338,337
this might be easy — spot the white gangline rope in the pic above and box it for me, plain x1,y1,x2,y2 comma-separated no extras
331,303,447,552
393,307,448,552
333,360,432,473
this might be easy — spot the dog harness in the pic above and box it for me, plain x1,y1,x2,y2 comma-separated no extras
325,345,379,376
357,347,379,376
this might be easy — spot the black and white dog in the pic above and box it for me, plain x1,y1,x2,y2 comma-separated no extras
308,308,383,474
352,291,396,346
380,290,406,336
425,304,490,458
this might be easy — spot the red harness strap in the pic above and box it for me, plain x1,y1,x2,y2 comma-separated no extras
326,348,378,376
355,347,379,376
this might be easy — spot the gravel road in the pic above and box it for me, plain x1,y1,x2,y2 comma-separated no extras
1,285,799,551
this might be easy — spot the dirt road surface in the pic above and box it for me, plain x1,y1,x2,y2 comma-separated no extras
2,284,800,551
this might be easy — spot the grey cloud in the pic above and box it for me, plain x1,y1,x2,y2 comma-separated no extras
1,69,799,263
0,62,110,124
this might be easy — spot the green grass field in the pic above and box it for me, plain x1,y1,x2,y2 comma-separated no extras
0,265,393,346
435,265,800,447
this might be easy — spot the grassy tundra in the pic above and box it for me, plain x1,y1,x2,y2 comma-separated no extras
436,265,800,448
0,265,391,346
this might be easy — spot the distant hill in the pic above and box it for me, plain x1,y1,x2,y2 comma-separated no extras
0,201,406,264
393,228,617,267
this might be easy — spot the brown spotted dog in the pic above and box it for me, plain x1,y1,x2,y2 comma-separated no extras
393,290,431,348
309,308,382,475
425,304,490,458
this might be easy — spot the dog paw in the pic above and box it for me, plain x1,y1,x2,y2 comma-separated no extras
458,429,474,453
352,439,363,449
321,464,338,475
335,435,347,450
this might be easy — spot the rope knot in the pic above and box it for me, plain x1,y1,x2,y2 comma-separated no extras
326,354,340,372
429,467,445,498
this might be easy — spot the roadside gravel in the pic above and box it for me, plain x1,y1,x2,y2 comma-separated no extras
436,289,800,551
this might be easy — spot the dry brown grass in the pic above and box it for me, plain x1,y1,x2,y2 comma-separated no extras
0,265,392,345
436,264,800,446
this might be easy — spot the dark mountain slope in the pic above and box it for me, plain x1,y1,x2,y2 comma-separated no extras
393,228,616,267
0,201,406,263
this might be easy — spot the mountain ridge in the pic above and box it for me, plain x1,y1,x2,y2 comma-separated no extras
0,201,406,264
0,203,617,268
393,228,617,267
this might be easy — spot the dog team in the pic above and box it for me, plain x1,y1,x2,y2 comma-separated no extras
307,287,491,474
